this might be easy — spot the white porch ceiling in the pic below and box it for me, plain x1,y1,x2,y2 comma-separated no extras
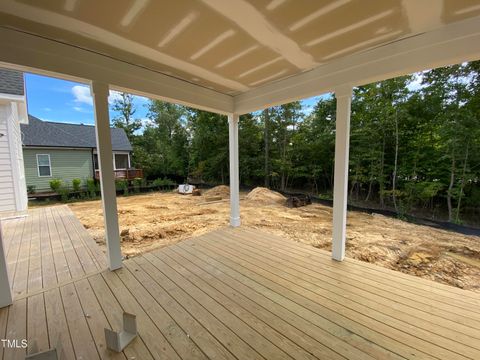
0,0,480,113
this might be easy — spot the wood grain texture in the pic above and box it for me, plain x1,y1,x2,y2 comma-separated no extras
2,226,479,359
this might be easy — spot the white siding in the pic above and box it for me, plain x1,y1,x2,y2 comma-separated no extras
0,102,28,213
0,104,16,212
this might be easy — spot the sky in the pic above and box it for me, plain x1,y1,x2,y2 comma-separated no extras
24,73,324,128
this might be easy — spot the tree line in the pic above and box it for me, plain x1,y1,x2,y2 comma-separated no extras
111,61,480,225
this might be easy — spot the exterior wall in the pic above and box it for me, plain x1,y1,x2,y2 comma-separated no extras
23,148,93,191
7,102,28,211
0,104,16,212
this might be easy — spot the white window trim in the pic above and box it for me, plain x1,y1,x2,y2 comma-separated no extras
36,153,52,177
113,153,130,170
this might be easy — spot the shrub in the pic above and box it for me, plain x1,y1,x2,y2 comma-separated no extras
58,186,70,202
85,178,97,198
133,178,143,193
49,179,63,193
116,179,129,195
27,185,36,194
72,178,82,192
151,177,175,187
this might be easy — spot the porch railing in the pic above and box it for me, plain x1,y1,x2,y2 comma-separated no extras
94,169,143,180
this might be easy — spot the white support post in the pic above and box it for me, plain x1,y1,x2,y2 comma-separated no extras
332,86,352,261
91,81,123,270
228,114,241,227
0,222,12,308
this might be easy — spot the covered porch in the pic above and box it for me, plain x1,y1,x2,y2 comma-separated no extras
1,226,480,359
1,1,480,358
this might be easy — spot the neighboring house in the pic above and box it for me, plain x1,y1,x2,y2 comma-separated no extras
0,69,28,213
21,116,135,192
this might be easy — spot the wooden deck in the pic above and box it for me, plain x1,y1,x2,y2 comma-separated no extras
1,225,480,359
1,205,107,299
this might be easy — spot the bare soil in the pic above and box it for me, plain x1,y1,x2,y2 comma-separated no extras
68,186,480,292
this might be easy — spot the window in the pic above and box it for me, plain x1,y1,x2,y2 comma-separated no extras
37,154,51,177
93,154,99,170
114,154,129,170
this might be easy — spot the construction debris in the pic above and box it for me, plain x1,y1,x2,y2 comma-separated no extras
286,194,312,208
105,312,137,352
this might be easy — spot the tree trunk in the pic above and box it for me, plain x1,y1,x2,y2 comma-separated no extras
379,135,386,208
447,151,456,222
280,124,288,191
455,144,469,223
264,109,270,188
365,179,373,202
392,108,399,212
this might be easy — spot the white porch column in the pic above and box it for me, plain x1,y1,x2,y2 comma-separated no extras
332,86,352,261
91,81,123,270
228,113,241,227
0,223,12,308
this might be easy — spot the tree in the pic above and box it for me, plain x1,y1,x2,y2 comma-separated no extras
134,100,189,179
111,93,142,141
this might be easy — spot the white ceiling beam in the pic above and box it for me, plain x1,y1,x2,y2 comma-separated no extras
0,27,234,114
233,15,480,114
200,0,317,69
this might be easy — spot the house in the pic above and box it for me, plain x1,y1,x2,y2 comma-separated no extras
21,116,137,192
0,68,28,213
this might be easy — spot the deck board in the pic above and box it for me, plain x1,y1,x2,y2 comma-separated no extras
1,205,107,297
1,223,479,359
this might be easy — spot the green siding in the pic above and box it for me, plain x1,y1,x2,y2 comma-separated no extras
23,148,93,191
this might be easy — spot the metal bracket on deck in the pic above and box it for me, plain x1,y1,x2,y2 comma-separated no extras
25,339,64,360
104,312,137,352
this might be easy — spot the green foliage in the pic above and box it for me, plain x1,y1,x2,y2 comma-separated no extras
116,179,129,195
85,178,98,198
27,185,36,194
49,179,63,193
151,178,175,187
72,178,82,192
111,93,142,141
58,185,70,202
133,178,143,193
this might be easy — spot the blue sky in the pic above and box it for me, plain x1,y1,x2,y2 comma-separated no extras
25,73,324,128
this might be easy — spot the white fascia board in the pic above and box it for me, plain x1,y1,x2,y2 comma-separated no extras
0,27,234,115
233,15,480,114
0,94,25,102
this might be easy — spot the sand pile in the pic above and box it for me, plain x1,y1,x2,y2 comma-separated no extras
203,185,230,198
246,187,286,205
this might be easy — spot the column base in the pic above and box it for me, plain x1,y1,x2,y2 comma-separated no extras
230,217,241,227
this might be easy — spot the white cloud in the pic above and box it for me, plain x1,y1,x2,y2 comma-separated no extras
71,85,130,107
72,85,93,106
109,90,123,104
43,107,52,112
73,106,92,113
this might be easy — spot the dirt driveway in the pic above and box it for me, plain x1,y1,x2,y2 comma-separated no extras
68,187,480,292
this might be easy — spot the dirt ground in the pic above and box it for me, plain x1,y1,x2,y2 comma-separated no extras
69,186,480,292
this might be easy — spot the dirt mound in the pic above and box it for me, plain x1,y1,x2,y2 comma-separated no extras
203,185,230,198
246,187,286,205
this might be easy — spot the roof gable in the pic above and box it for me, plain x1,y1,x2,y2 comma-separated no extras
0,68,24,96
21,116,132,151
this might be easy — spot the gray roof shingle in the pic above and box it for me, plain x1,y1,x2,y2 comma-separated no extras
0,68,24,96
21,115,132,151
